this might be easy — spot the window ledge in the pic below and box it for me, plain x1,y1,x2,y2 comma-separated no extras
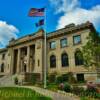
61,45,68,48
62,66,69,67
75,65,84,67
49,48,56,50
50,67,56,69
73,42,82,46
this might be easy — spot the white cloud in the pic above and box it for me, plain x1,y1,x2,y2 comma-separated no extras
49,0,100,31
49,0,80,13
57,5,100,29
0,21,19,48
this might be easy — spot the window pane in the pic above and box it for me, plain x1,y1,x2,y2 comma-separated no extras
73,35,81,44
75,51,83,66
61,38,67,47
50,41,56,49
61,53,69,67
50,55,56,68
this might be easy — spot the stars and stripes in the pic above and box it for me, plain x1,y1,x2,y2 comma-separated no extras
35,19,44,27
29,8,44,17
28,7,47,88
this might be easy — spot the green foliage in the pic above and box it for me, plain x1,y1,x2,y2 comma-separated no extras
80,97,90,100
48,74,56,83
56,76,63,83
87,90,100,99
62,74,68,82
31,74,36,85
0,87,52,100
58,82,71,92
56,72,77,84
86,82,97,93
71,85,100,99
72,86,84,95
63,83,71,92
47,83,58,91
82,32,100,67
14,76,18,85
56,74,69,83
76,50,83,60
67,72,77,84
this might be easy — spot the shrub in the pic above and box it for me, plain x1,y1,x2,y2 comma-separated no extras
58,82,71,92
48,74,56,83
56,76,63,84
67,72,77,84
31,74,36,85
72,86,84,95
86,82,97,93
56,72,77,84
14,77,18,85
62,74,68,82
63,83,71,92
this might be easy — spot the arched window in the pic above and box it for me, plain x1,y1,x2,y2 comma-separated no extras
75,50,83,66
50,55,56,68
1,63,4,72
61,53,69,67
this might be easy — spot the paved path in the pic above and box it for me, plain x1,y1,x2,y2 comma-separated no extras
21,86,80,100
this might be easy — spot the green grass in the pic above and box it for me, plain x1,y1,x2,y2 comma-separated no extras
80,97,98,100
0,87,52,100
47,83,58,92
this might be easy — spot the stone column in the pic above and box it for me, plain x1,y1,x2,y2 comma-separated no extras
17,48,21,73
10,48,14,75
27,46,30,72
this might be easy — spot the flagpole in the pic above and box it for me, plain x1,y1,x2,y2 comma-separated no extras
44,7,47,89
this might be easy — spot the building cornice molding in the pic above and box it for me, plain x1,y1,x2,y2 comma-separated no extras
0,48,8,53
7,21,96,48
47,21,95,40
7,35,44,48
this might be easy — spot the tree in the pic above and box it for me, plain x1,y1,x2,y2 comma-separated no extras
82,32,100,67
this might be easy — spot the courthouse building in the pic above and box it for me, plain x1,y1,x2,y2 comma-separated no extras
0,21,99,83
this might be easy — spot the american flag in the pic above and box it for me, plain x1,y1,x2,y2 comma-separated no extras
35,19,44,27
29,8,44,17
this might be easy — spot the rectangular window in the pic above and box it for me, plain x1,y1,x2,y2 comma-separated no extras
60,38,67,48
50,41,56,49
73,35,81,45
77,74,84,82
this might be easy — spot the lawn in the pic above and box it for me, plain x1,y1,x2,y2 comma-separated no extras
0,87,52,100
80,97,98,100
47,83,58,92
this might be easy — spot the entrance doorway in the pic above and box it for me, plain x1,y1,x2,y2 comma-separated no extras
1,63,4,72
24,64,27,72
13,50,18,74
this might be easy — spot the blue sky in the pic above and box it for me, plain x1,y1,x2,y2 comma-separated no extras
0,0,100,47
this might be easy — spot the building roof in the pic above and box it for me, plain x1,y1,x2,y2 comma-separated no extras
7,29,44,47
0,48,7,53
47,21,95,39
7,21,95,47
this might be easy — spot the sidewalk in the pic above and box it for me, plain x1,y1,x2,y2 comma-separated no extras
22,86,80,100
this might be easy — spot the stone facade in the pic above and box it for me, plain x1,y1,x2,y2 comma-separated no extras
0,21,98,82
